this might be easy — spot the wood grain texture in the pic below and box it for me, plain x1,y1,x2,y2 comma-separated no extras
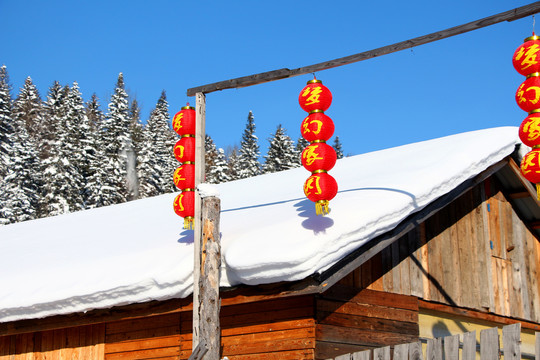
392,343,408,360
480,327,499,360
198,197,221,360
462,331,477,360
352,349,371,360
408,341,423,360
425,337,442,360
372,346,390,360
443,334,459,360
192,91,206,349
502,323,521,360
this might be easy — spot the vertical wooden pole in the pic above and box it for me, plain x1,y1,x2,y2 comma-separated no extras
193,92,206,349
480,327,499,359
462,331,477,360
199,196,221,360
502,323,521,360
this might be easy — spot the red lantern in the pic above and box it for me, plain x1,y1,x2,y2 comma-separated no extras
513,35,540,76
299,79,332,113
174,136,195,163
516,75,540,113
300,111,335,142
173,191,195,229
519,110,540,147
172,104,196,136
173,164,195,190
303,172,338,215
521,148,540,204
301,143,337,172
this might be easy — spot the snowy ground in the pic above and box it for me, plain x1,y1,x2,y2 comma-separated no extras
0,127,519,323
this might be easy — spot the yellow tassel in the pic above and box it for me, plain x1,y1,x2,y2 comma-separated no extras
184,217,194,230
315,200,330,216
537,184,540,201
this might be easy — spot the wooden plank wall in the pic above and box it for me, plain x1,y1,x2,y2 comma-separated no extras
315,286,419,359
105,312,181,359
0,324,105,360
0,296,316,359
338,178,540,323
181,295,316,360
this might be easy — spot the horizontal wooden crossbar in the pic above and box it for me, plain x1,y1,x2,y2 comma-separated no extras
187,2,540,96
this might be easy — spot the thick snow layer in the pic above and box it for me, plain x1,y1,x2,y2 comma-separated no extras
0,127,519,323
198,183,220,198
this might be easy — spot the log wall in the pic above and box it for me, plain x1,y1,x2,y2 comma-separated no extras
315,286,419,359
0,295,316,360
339,178,540,323
0,324,105,360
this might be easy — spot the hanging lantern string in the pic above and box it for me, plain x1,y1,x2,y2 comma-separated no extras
184,217,194,230
534,14,536,35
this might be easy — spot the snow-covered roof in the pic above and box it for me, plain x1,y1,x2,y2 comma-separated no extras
0,127,519,323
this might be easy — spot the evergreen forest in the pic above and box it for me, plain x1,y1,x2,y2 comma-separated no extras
0,66,344,225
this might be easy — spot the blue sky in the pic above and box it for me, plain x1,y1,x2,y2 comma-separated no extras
2,0,537,157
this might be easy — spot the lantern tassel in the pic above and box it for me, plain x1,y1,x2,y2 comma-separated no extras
537,184,540,201
315,200,330,216
184,217,194,230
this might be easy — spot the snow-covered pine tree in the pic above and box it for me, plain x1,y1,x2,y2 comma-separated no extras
213,148,231,184
205,135,230,184
84,94,109,209
86,93,104,132
263,124,298,173
138,91,175,198
0,127,40,224
100,73,132,204
40,82,90,216
66,82,95,208
237,110,261,179
41,81,68,160
294,136,310,167
205,134,218,177
12,76,43,141
0,65,17,224
332,136,344,159
129,98,144,157
226,146,240,180
1,71,41,223
0,66,14,181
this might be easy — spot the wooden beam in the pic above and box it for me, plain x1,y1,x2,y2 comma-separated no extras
508,191,531,199
529,220,540,229
187,2,540,96
192,92,206,348
188,339,208,360
199,196,221,360
506,157,540,205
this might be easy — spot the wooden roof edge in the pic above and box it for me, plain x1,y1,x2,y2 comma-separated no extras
309,158,510,294
505,154,540,206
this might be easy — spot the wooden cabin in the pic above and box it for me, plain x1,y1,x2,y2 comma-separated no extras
0,127,539,359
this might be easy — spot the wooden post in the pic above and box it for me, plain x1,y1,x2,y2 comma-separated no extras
480,327,499,359
199,196,221,360
462,331,477,360
188,339,208,360
192,92,206,348
502,323,521,360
